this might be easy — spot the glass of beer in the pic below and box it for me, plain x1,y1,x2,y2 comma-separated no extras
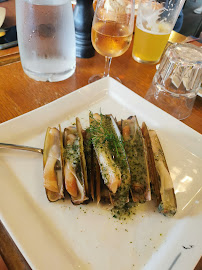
132,0,185,64
89,0,135,83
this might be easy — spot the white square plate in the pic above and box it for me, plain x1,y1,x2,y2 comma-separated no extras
0,77,202,270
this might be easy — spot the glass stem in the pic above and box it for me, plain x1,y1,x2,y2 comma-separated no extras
103,56,112,77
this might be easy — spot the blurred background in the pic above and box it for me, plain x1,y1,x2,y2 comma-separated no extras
180,0,202,38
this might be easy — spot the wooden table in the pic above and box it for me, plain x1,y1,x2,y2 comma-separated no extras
0,1,201,269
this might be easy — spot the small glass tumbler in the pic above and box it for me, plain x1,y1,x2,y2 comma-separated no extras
145,43,202,120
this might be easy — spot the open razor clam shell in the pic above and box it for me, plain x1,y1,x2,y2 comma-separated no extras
109,115,131,208
95,153,101,204
89,113,131,208
43,126,64,202
83,128,94,200
100,178,111,203
142,122,161,205
94,153,111,204
121,116,151,203
149,130,177,216
63,125,88,205
143,125,177,217
76,117,89,196
88,136,111,204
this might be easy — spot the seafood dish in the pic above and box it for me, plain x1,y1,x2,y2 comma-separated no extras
63,120,88,205
142,123,177,216
43,112,177,217
90,113,131,208
121,116,151,204
43,126,64,202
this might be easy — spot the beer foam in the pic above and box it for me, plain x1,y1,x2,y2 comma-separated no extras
137,1,171,35
136,21,171,35
104,0,131,14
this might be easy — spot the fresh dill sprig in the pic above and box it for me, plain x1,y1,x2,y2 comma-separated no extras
89,112,124,157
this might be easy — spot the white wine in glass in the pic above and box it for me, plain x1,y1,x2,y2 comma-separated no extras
89,0,135,83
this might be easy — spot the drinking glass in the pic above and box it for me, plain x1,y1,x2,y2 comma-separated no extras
145,43,202,120
89,0,135,83
16,0,76,82
132,0,185,64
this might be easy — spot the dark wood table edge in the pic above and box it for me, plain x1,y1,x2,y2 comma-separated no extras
0,221,31,270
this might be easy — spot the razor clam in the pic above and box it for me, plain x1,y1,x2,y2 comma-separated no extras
100,178,111,203
95,154,101,204
95,157,111,204
43,126,64,202
89,112,131,208
121,116,151,203
63,125,88,204
76,117,89,196
89,144,110,204
83,127,94,199
142,122,161,205
143,124,177,216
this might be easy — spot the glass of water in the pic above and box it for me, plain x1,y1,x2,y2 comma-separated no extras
16,0,76,82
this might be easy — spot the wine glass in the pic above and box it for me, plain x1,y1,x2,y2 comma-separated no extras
89,0,135,83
